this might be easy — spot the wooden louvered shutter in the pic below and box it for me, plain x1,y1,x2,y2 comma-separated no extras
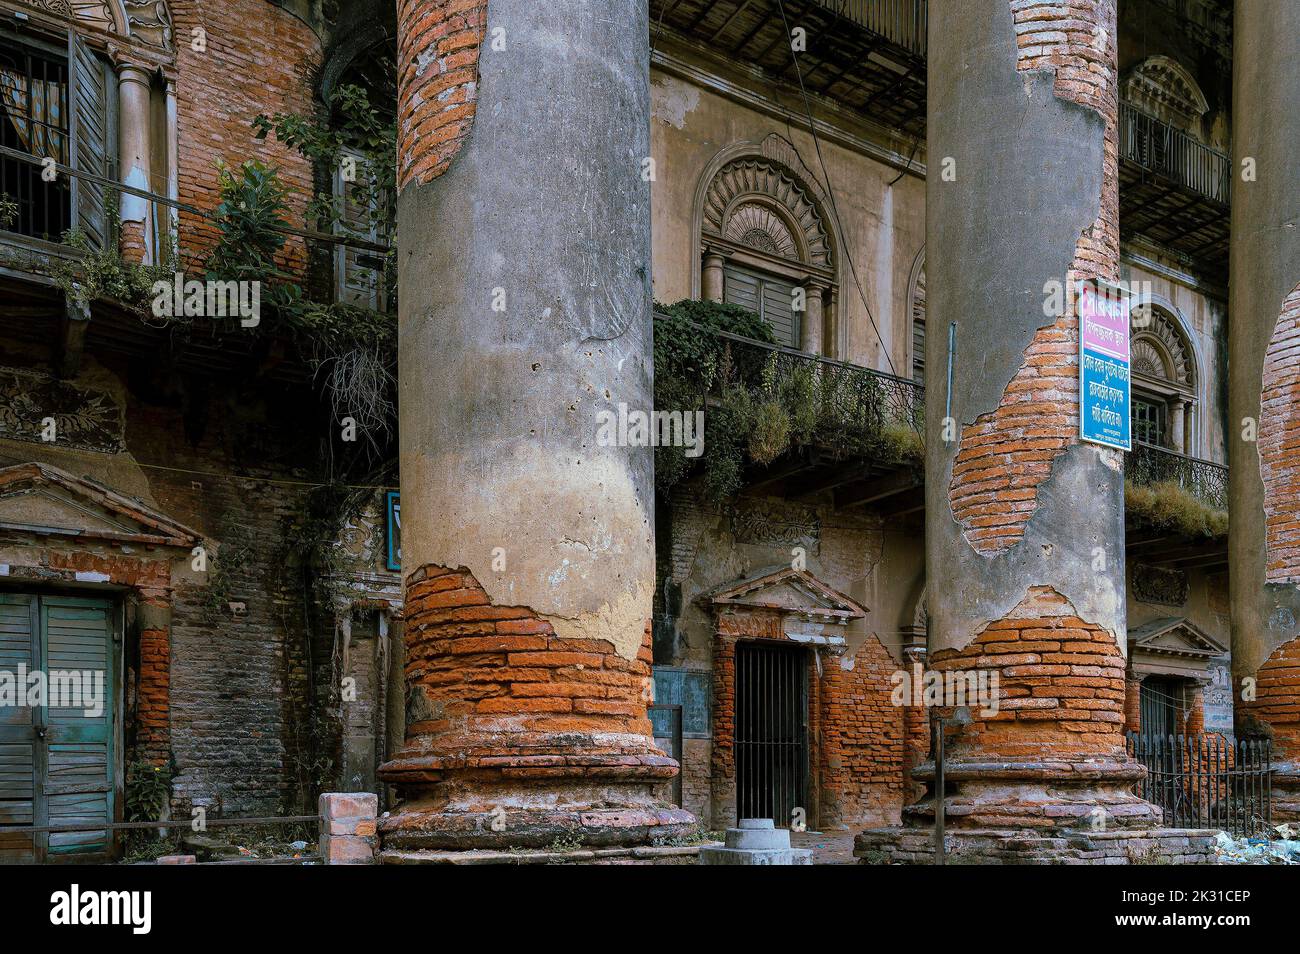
40,597,114,859
723,263,801,348
67,29,110,250
0,595,37,863
335,147,388,311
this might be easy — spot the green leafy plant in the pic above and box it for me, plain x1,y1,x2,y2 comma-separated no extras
125,760,173,823
0,193,17,230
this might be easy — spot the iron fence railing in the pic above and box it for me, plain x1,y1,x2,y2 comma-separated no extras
1128,732,1271,836
1125,440,1228,512
813,0,927,58
707,327,924,459
1120,102,1231,205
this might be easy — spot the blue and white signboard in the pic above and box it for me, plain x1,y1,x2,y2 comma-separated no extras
1078,280,1131,451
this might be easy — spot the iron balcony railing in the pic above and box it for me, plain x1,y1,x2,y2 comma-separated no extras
708,327,925,459
1120,102,1231,205
1127,732,1271,836
1125,440,1228,512
813,0,927,58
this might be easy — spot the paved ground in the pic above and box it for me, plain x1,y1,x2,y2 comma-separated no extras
791,830,858,864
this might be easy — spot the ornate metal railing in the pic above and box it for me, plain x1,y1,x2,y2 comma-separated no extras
813,0,927,58
1120,102,1231,205
1128,732,1271,836
1125,441,1228,512
708,328,924,459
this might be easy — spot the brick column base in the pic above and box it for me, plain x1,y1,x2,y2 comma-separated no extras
378,566,693,853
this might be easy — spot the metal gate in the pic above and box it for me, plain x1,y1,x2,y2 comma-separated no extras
735,642,808,826
1127,732,1272,836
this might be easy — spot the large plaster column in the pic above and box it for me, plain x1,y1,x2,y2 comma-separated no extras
116,61,153,264
1229,1,1300,821
859,1,1167,861
379,0,692,854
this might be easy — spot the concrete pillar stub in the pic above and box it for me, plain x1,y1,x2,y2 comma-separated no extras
702,247,726,302
380,0,693,855
1228,0,1300,819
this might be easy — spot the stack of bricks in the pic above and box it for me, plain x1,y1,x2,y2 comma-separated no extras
396,0,488,189
928,587,1127,763
319,793,378,865
949,0,1119,553
401,565,654,742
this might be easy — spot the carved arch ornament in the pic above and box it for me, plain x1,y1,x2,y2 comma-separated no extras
17,0,174,52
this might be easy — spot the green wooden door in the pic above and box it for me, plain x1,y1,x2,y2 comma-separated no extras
0,594,115,863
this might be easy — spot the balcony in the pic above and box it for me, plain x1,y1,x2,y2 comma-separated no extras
649,0,927,137
1119,102,1231,280
699,326,926,512
1124,441,1228,570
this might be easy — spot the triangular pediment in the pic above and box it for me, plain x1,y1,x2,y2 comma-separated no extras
707,565,866,620
1129,616,1225,658
0,462,200,548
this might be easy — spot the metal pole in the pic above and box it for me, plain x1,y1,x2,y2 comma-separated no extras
933,716,945,864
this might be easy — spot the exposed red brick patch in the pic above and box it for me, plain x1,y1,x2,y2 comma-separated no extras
1243,636,1300,762
397,0,488,189
929,586,1126,760
137,623,171,766
949,1,1118,552
402,564,654,741
1260,282,1300,582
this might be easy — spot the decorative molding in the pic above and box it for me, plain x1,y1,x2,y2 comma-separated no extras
730,498,820,551
1122,55,1210,129
702,157,832,269
1131,303,1196,388
0,368,123,453
1131,563,1189,607
15,0,173,52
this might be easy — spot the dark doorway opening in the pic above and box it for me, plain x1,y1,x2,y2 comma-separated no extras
735,641,808,827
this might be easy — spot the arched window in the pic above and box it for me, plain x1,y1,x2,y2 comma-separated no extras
697,141,837,353
1130,303,1198,454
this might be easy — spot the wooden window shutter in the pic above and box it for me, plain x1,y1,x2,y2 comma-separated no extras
67,28,110,251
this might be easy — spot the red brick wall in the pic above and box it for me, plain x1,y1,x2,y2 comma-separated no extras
396,0,487,189
403,565,654,743
819,634,907,828
1124,674,1142,734
1260,282,1300,582
136,619,171,766
170,0,322,272
949,0,1119,552
929,586,1126,760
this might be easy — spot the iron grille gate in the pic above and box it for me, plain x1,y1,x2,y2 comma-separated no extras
1127,732,1272,836
735,642,808,826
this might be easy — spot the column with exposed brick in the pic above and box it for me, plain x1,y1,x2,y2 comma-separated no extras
135,589,172,767
378,0,693,855
1229,1,1300,821
116,61,153,263
859,1,1164,861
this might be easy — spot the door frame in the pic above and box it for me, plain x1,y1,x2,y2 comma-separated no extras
732,638,810,828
